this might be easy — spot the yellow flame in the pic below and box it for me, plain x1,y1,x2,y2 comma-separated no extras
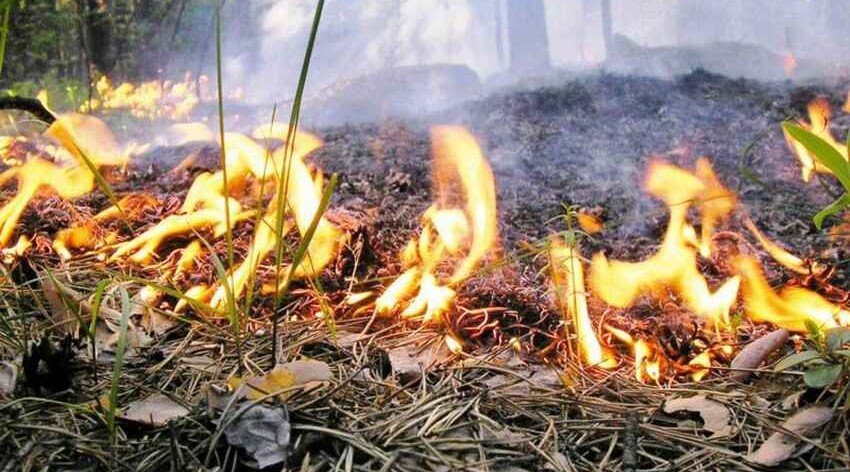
550,239,616,369
688,351,712,382
589,160,740,328
445,334,464,354
784,97,848,182
87,75,203,120
375,126,497,324
734,255,842,332
743,217,824,275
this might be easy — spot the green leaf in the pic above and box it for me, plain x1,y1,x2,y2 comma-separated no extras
774,350,823,372
813,193,850,229
106,286,131,443
803,363,843,388
826,327,850,351
783,122,850,192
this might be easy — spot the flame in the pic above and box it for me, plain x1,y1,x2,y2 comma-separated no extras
589,159,740,328
743,217,824,275
445,334,463,354
87,74,206,120
0,114,126,248
549,239,616,369
606,325,661,382
688,351,712,382
783,52,798,77
374,126,497,323
734,255,843,332
784,97,848,182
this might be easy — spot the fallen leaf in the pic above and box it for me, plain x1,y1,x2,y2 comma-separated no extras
748,406,834,467
119,393,189,427
41,276,77,336
387,342,451,383
224,402,291,469
0,362,17,395
730,328,789,381
663,395,734,438
228,360,331,401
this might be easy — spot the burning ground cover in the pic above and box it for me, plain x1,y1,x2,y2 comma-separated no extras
0,69,849,471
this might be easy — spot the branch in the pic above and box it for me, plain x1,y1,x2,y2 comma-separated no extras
0,96,57,124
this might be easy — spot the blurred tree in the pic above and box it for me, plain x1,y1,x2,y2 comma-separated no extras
505,0,549,73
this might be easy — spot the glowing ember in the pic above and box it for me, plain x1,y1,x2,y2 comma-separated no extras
549,239,615,369
375,126,497,323
784,97,848,182
589,159,741,328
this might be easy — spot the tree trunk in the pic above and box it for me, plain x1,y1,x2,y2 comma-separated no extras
505,0,550,73
83,0,115,75
600,0,612,60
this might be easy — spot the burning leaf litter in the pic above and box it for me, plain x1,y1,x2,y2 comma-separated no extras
1,71,849,469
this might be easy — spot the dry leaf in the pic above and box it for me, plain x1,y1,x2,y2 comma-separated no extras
387,342,451,383
119,393,189,427
730,329,789,381
747,406,834,467
228,360,331,401
41,276,77,336
663,395,734,438
224,403,290,469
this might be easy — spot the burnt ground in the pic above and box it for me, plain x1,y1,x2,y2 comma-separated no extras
1,69,850,471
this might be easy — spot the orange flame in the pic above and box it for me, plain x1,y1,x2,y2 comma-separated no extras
375,126,497,323
743,217,824,275
87,74,205,120
550,239,616,369
784,97,848,182
783,52,798,78
589,159,740,328
606,325,661,382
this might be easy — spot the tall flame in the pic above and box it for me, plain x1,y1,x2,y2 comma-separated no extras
550,239,616,369
375,126,497,323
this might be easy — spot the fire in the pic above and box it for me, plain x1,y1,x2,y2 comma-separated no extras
784,97,848,182
606,325,661,382
549,239,615,369
734,255,844,332
743,217,824,275
783,52,798,78
589,158,740,328
87,74,206,120
375,126,497,323
0,114,127,248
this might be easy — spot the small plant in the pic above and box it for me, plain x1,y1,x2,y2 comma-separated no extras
774,321,850,389
782,122,850,229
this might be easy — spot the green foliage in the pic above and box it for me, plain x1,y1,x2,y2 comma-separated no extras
775,326,850,389
782,122,850,228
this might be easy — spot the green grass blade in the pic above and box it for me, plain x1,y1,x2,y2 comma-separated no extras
0,0,13,77
106,285,131,444
783,122,850,191
214,0,234,271
813,193,850,229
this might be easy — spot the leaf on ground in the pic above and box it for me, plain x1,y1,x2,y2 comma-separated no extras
387,342,452,383
663,395,735,439
803,363,842,388
748,406,834,467
119,393,189,427
224,402,291,469
41,276,77,336
730,328,789,380
0,361,17,395
228,360,331,401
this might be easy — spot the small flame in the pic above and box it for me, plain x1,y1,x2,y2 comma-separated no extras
783,52,798,77
87,74,206,120
549,239,616,369
445,334,463,354
375,126,497,323
744,217,824,275
784,97,848,182
688,351,712,382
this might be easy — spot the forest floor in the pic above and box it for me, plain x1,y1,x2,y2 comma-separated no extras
1,69,849,471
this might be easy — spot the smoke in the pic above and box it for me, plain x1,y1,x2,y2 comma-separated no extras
213,0,850,122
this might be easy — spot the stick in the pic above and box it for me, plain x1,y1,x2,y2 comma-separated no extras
0,97,57,124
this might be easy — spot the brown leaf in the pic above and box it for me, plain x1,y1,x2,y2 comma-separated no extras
119,393,189,427
747,406,834,467
0,362,17,396
228,360,331,401
730,328,789,381
663,395,734,438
